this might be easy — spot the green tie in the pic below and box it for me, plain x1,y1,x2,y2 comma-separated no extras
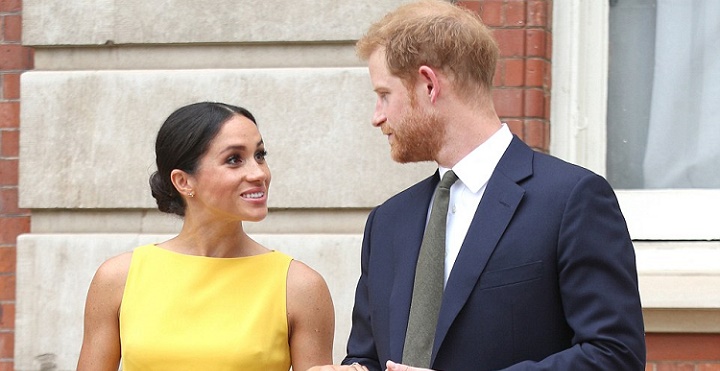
402,170,459,367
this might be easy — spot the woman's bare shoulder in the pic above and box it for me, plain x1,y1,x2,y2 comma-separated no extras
91,251,134,291
287,260,328,292
286,259,333,314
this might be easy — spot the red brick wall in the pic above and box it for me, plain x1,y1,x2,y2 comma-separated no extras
0,0,32,369
646,334,720,371
459,0,552,153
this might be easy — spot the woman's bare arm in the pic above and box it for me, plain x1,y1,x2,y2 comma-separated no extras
287,260,335,371
76,252,132,371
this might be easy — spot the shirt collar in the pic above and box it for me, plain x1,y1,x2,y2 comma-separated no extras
438,124,513,193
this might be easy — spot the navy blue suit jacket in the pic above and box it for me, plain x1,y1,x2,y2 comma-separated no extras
343,137,646,370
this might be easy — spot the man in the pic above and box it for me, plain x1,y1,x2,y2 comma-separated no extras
319,1,646,370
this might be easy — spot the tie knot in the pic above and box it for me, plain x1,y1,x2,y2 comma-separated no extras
438,170,458,190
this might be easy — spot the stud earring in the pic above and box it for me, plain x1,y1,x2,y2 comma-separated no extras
188,192,195,198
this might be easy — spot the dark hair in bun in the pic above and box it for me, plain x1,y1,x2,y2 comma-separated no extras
149,102,256,216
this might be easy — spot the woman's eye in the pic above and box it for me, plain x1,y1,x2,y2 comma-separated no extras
227,155,241,165
255,150,268,162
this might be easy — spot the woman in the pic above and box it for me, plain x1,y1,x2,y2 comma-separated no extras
77,102,335,371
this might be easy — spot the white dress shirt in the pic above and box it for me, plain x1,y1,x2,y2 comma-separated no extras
432,124,513,285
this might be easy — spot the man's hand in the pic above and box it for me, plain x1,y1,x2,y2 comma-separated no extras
386,360,434,371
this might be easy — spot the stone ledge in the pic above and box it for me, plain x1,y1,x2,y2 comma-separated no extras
636,241,720,309
32,44,364,71
28,209,371,234
644,309,720,333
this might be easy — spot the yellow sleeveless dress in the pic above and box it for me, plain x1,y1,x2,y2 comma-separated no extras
119,244,293,371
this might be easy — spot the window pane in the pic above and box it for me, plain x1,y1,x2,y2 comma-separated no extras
607,0,720,189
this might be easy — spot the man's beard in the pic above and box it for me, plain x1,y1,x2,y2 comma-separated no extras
390,107,445,164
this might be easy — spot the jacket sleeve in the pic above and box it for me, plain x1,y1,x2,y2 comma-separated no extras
342,207,383,371
502,173,646,370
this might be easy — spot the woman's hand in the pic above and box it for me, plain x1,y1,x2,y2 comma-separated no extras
307,363,369,371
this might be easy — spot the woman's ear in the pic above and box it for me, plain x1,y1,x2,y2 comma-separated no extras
170,169,195,198
418,65,440,103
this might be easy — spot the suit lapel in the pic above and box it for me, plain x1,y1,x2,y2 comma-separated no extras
389,173,439,361
431,137,534,363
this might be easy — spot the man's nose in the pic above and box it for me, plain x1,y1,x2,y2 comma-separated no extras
372,101,386,127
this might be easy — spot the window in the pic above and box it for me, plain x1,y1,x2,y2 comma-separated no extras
551,0,720,241
607,0,720,190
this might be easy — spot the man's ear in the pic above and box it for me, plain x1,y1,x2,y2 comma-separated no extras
170,169,194,197
418,65,441,103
